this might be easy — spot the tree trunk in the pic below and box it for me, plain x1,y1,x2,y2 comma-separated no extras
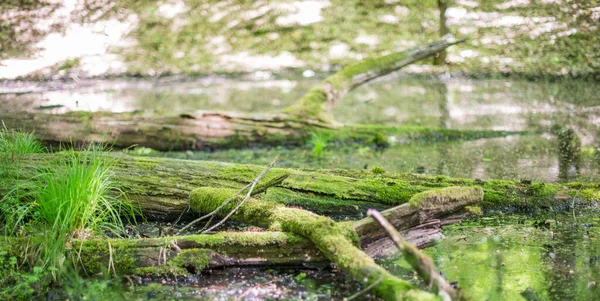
434,0,450,65
1,37,468,151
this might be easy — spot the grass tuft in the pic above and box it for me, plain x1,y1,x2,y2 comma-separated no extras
307,132,330,158
0,130,44,155
0,131,136,297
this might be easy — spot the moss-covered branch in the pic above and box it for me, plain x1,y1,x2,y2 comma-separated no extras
71,231,326,276
0,37,471,151
285,35,466,123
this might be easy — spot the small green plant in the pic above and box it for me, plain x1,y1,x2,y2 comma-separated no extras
295,272,307,281
370,132,389,148
307,132,329,158
371,166,385,175
0,250,48,300
31,147,136,270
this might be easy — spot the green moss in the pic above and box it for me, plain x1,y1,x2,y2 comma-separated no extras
465,205,483,215
530,182,556,197
284,88,331,122
132,156,160,170
262,188,385,215
181,231,304,247
75,240,137,275
325,51,409,89
408,186,484,209
170,249,211,273
371,166,386,175
188,187,434,299
315,125,526,146
369,132,389,148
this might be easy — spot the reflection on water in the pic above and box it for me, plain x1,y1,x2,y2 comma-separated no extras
557,127,582,182
161,135,599,183
391,211,600,301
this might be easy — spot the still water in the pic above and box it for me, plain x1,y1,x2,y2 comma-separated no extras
3,75,598,182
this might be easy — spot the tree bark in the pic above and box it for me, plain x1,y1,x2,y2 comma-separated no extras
0,37,468,151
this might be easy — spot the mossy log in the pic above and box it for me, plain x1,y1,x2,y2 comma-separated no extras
6,153,599,222
0,187,480,301
0,37,493,151
72,187,481,277
0,109,523,151
72,232,328,276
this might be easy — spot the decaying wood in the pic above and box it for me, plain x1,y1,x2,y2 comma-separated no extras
4,151,596,300
368,209,459,301
0,37,473,151
353,186,484,247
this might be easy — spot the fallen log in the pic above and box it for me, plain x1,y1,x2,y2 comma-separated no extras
4,153,598,221
0,37,524,152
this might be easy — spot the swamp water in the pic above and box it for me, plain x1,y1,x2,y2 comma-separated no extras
2,75,599,299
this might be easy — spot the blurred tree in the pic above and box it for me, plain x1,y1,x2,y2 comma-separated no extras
433,0,449,65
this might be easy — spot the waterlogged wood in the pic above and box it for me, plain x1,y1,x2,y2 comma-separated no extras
0,37,467,151
71,219,452,277
368,209,459,301
354,187,483,246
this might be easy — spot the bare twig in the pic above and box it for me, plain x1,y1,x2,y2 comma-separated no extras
201,157,279,234
176,157,281,235
367,209,458,301
175,182,251,235
344,277,382,301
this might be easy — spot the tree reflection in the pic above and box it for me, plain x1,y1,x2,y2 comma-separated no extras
556,127,581,182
